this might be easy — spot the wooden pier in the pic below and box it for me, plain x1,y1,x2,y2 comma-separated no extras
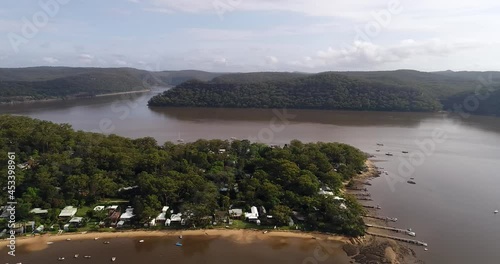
363,205,381,209
365,224,408,234
365,215,397,222
366,232,428,247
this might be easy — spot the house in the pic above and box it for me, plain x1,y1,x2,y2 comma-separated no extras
59,206,78,218
244,206,259,222
155,206,170,224
119,207,135,222
109,210,121,226
318,188,334,196
229,209,243,218
170,213,182,223
104,205,119,216
30,208,48,215
218,149,226,154
68,217,84,227
93,206,105,212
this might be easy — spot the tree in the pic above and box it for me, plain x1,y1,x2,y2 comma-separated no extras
270,205,292,226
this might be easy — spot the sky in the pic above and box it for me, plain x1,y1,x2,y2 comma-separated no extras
0,0,499,72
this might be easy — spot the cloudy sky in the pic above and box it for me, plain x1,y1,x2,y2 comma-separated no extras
1,0,499,72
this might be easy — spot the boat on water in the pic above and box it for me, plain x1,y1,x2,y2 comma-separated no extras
177,132,184,143
377,143,384,146
385,153,393,156
375,149,380,152
494,210,499,214
47,241,54,245
402,151,409,154
112,257,117,261
407,180,416,184
179,235,183,239
104,241,110,244
176,242,183,246
58,257,65,261
139,239,144,243
407,231,416,237
74,254,79,258
84,256,91,259
66,238,71,241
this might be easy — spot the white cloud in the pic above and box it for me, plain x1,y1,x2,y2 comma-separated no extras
114,59,128,66
143,7,173,14
42,57,59,64
78,53,94,64
299,39,480,69
266,56,278,64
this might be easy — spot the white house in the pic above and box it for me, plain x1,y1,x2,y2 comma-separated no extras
170,213,182,223
155,206,170,223
59,206,77,218
69,217,84,227
244,206,259,222
120,207,135,222
30,208,48,214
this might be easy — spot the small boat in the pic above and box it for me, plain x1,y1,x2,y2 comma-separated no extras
94,237,99,240
66,238,71,241
407,231,416,237
424,248,428,251
74,254,79,258
377,143,384,146
111,257,116,261
375,149,380,152
47,241,54,245
84,256,91,258
104,241,110,244
175,242,183,246
376,205,382,209
407,180,416,184
402,151,409,154
385,153,393,156
58,257,65,261
494,210,499,214
139,240,144,243
179,235,183,239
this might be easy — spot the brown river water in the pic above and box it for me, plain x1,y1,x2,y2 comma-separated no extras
1,88,500,264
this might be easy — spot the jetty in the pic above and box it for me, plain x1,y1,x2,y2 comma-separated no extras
365,215,398,222
365,224,410,234
366,232,428,247
353,193,371,197
357,197,373,201
347,187,368,191
363,205,381,209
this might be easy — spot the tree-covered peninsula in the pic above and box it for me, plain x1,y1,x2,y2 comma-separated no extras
148,72,442,112
0,115,367,236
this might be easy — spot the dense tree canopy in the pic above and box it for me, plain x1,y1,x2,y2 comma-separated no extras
0,115,367,236
148,72,442,112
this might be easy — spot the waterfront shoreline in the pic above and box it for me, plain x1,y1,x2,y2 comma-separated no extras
0,89,151,105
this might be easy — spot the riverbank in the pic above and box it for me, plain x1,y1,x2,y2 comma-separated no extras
347,159,424,264
0,89,151,105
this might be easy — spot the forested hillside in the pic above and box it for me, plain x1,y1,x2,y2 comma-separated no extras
148,72,442,112
0,67,222,103
0,115,367,236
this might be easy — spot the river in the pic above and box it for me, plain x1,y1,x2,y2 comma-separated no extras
1,88,500,264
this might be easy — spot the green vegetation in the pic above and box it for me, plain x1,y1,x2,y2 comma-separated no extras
0,115,367,236
0,67,222,103
148,72,442,112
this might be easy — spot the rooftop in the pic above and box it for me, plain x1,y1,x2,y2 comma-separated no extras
59,206,78,217
30,208,48,214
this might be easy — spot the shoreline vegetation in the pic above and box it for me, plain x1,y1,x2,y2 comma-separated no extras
0,89,151,105
0,158,422,263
